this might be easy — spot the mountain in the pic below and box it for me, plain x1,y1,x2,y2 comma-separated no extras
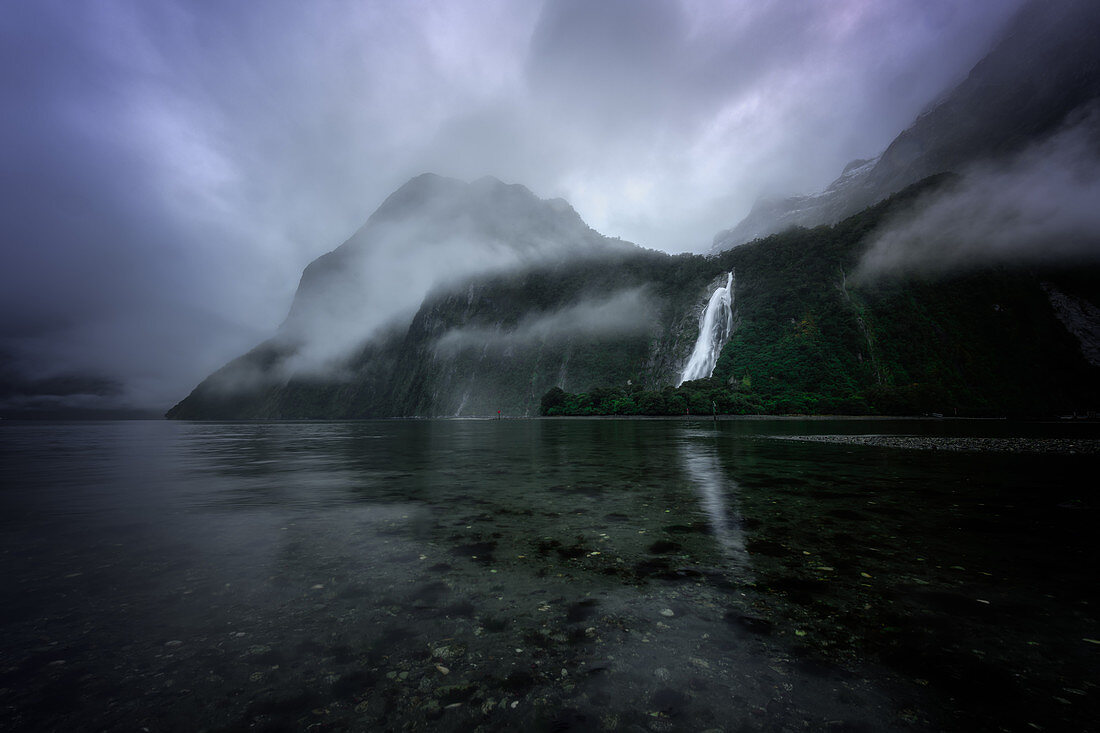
168,174,1100,419
277,173,631,368
169,2,1100,420
166,175,693,419
711,0,1100,252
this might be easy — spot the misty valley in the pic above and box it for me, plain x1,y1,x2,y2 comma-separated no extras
166,172,1100,423
161,0,1100,425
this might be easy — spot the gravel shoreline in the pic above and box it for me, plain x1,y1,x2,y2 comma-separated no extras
767,435,1100,454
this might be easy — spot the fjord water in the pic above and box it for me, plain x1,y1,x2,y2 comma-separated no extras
1,419,1097,732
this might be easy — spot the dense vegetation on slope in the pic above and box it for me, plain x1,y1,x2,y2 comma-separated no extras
167,249,718,419
170,175,1100,420
542,177,1100,417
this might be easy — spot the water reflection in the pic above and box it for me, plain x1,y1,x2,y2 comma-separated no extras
3,419,1096,733
679,427,750,572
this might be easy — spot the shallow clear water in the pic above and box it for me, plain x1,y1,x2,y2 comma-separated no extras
0,418,1097,732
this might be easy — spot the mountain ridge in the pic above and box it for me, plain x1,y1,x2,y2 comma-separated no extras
167,173,1100,419
711,0,1100,252
273,172,634,372
166,0,1100,420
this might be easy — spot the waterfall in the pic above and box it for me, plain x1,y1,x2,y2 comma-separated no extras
678,272,734,385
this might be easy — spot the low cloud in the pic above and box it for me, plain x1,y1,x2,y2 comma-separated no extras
435,287,655,353
0,0,1027,410
858,108,1100,276
0,355,126,416
274,176,617,376
276,227,527,375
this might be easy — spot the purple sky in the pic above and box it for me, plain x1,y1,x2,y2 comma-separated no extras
0,0,1027,411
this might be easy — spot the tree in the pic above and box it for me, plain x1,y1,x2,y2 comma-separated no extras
540,387,566,415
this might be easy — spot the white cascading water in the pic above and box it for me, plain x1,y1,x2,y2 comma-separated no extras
678,271,734,385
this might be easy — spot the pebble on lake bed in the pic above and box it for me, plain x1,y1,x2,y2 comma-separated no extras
660,608,675,617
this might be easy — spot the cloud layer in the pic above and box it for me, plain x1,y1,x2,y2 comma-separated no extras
858,108,1100,276
435,288,655,354
0,0,1026,410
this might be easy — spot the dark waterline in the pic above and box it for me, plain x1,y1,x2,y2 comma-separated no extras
1,419,1097,731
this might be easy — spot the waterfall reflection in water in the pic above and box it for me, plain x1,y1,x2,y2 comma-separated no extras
679,427,751,574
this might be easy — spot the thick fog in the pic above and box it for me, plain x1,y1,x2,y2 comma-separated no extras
858,108,1100,277
434,288,655,354
0,0,1027,412
275,174,623,374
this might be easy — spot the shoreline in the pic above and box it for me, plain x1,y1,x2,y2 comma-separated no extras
767,434,1100,455
7,414,1098,425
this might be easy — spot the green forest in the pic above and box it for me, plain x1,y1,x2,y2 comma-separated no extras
541,177,1100,418
170,176,1100,420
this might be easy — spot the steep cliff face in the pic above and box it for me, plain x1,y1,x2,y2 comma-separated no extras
167,174,650,418
712,0,1100,251
704,180,1100,416
540,180,1100,417
167,248,724,418
382,265,673,417
712,157,882,251
393,260,749,416
169,174,1100,419
277,173,633,371
1042,283,1100,368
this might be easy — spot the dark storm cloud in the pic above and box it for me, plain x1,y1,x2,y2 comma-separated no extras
0,0,1027,412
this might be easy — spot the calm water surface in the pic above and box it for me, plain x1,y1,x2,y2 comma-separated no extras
0,419,1097,732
